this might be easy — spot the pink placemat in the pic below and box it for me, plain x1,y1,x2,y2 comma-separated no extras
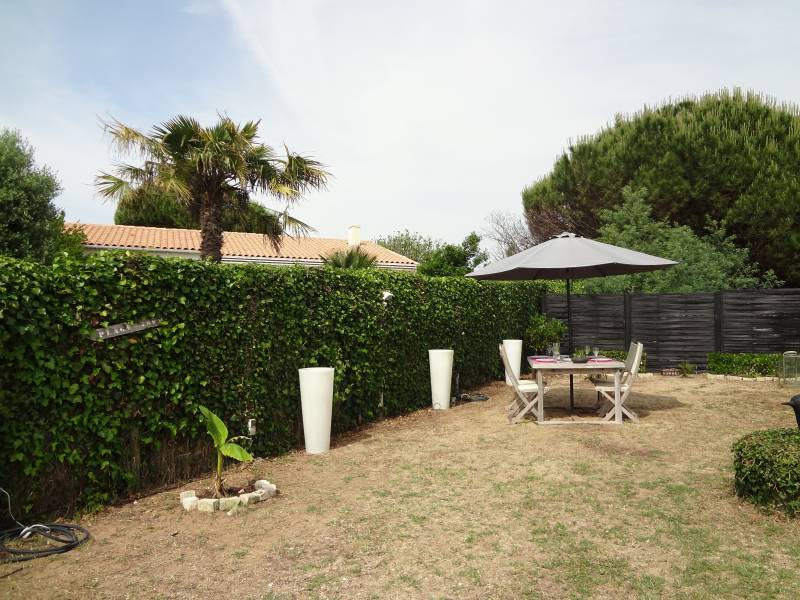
531,357,557,363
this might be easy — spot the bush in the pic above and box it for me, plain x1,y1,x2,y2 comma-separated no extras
601,349,648,373
678,362,696,377
0,252,544,518
525,314,567,353
732,429,800,515
707,352,781,377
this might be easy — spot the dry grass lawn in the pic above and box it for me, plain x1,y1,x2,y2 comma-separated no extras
3,375,800,599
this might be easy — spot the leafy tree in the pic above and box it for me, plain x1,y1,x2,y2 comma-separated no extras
417,232,489,277
582,187,780,293
114,187,194,228
0,129,84,261
522,88,800,284
114,186,284,235
96,115,328,261
322,246,377,269
375,229,440,262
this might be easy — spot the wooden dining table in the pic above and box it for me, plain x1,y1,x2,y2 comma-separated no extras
526,356,627,424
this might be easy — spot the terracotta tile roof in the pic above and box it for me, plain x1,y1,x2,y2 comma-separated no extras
69,223,417,266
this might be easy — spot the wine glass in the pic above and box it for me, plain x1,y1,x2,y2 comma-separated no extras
592,346,599,358
584,345,590,356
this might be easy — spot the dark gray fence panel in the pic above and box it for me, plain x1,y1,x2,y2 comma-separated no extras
723,289,800,353
633,293,715,370
628,294,659,366
541,288,800,370
542,294,625,351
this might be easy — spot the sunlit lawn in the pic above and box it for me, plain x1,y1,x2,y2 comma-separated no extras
3,375,800,599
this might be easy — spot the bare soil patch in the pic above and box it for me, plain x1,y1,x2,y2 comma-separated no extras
3,375,800,599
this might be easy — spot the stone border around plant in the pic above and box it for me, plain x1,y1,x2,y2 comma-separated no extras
704,373,780,382
179,480,278,515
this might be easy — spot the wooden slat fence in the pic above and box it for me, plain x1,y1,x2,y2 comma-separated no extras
541,288,800,370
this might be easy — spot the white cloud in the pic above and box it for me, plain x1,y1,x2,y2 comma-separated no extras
4,0,800,247
0,7,119,224
220,0,800,243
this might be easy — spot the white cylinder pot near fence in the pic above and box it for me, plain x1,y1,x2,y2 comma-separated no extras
503,339,523,385
429,349,454,410
299,367,334,454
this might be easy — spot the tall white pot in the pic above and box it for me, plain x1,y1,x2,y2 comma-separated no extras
503,339,523,385
299,367,334,454
429,349,454,410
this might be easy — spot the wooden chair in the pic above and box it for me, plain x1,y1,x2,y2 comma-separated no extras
594,342,643,423
594,341,636,404
500,344,547,423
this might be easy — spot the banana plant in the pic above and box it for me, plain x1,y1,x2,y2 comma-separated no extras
198,405,253,497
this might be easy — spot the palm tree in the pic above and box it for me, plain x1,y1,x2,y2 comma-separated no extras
322,247,377,269
95,115,329,261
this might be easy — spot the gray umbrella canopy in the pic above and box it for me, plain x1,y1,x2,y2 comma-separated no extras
467,233,677,281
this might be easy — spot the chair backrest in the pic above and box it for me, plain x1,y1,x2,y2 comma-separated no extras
626,342,644,386
624,341,638,374
499,344,522,388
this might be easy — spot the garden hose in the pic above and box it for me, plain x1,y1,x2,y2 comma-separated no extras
0,523,91,563
459,392,489,402
0,487,90,563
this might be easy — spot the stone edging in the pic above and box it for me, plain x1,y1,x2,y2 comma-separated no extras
704,373,780,382
179,480,278,515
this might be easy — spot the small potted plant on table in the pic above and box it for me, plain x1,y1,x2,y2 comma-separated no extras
571,348,589,363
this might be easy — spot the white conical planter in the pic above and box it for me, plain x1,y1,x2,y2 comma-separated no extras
429,349,454,410
299,367,334,454
503,339,523,385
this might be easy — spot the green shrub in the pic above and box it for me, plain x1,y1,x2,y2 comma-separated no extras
524,314,567,353
678,362,696,377
707,352,781,377
732,429,800,516
601,349,648,373
0,252,544,517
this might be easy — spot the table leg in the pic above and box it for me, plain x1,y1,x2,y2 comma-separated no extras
614,369,622,424
536,369,544,423
569,374,574,411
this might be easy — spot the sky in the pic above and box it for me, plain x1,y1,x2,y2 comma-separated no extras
2,0,799,245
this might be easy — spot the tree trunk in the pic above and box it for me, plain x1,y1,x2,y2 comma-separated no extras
199,191,224,262
214,450,224,498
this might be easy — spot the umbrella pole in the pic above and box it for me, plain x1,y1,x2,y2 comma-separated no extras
567,278,574,410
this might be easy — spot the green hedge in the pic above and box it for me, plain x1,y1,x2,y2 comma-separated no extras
601,349,647,373
732,429,800,516
707,352,781,377
0,252,544,517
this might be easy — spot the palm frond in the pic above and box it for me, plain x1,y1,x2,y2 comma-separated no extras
322,247,377,269
101,118,160,159
277,208,316,237
240,119,261,141
153,115,203,156
155,165,192,202
277,149,329,202
95,172,135,202
113,162,156,184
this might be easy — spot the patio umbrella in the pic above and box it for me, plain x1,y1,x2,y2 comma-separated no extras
467,232,677,407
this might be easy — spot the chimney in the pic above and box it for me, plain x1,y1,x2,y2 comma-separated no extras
347,225,361,248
